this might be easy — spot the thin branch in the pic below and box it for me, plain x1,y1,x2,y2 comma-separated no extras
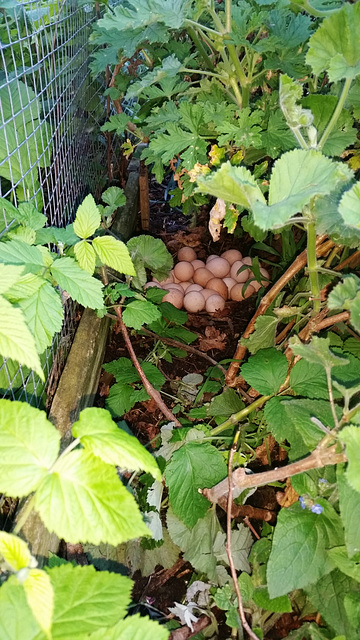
169,616,211,639
115,306,181,426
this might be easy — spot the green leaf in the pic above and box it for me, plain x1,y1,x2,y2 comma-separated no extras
338,181,360,229
290,335,348,371
73,194,101,240
101,113,131,135
165,442,227,527
0,297,44,380
15,202,46,231
0,399,60,497
261,109,297,159
279,74,313,129
158,301,187,324
267,501,342,598
92,236,135,275
72,408,161,480
0,239,44,272
241,348,288,395
306,3,360,81
122,300,161,330
240,315,278,354
252,150,353,230
49,564,132,638
207,387,244,418
8,226,36,245
302,95,356,156
196,161,265,208
252,587,292,614
290,359,329,399
0,264,24,295
74,241,97,275
105,382,148,417
127,235,173,283
337,465,360,557
0,578,41,640
103,358,140,384
339,426,360,492
0,532,32,572
123,527,180,578
314,192,360,248
305,570,359,638
344,593,360,631
328,546,360,581
102,186,126,209
213,524,252,573
34,450,150,544
51,257,104,310
88,614,170,640
23,568,53,638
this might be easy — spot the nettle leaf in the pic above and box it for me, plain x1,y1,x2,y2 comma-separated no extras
338,182,360,229
23,568,53,638
208,387,244,418
339,426,360,493
241,347,288,395
72,408,161,480
0,399,60,497
290,335,348,371
92,236,135,275
0,532,32,572
306,2,360,81
337,465,360,557
49,564,132,638
74,240,96,275
252,150,353,230
105,383,149,418
0,297,43,380
73,194,101,240
240,315,279,354
302,95,356,157
51,257,104,310
196,162,265,208
267,501,342,598
165,442,227,527
290,359,329,399
34,450,150,544
122,300,161,330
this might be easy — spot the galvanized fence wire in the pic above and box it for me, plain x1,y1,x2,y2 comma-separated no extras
0,0,110,408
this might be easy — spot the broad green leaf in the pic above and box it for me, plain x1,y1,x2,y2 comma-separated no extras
260,109,296,159
344,593,360,630
0,239,44,272
314,192,360,249
104,358,165,389
196,161,265,208
105,382,148,417
290,335,348,371
122,300,161,330
0,297,44,380
92,236,135,275
339,426,360,492
305,570,359,638
102,186,126,209
72,408,161,480
267,501,342,597
88,614,170,640
306,3,360,81
124,526,180,577
8,226,36,245
127,235,173,282
16,202,46,231
240,315,279,354
74,240,96,275
0,532,32,572
338,181,360,229
23,569,53,638
0,578,41,640
5,273,44,301
213,524,252,573
252,587,292,614
302,95,356,156
0,399,60,497
165,442,227,527
279,74,313,129
241,347,288,395
328,274,360,311
73,194,101,240
328,546,360,581
337,465,360,557
34,450,150,544
207,387,244,418
49,564,132,639
51,257,104,310
0,264,24,294
158,301,188,324
290,359,329,399
252,150,352,230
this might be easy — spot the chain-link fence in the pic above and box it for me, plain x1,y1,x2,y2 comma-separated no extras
0,0,110,408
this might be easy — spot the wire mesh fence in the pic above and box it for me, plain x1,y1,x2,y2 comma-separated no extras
0,0,110,408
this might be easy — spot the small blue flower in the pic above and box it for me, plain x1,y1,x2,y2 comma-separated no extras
311,503,323,515
299,496,306,509
318,478,328,484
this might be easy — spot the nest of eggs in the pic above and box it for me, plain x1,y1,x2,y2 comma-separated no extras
145,247,270,314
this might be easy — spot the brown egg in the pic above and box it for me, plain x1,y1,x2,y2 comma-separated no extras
186,283,203,293
193,267,213,287
223,277,237,299
206,257,230,279
178,246,197,262
248,267,270,291
230,282,255,301
170,269,180,283
206,277,228,300
179,281,192,292
202,288,218,301
144,281,162,290
174,261,194,282
191,259,206,271
184,291,205,313
166,283,184,292
241,256,253,266
221,249,243,265
162,288,184,309
206,255,218,264
230,260,249,283
206,294,225,313
158,273,174,286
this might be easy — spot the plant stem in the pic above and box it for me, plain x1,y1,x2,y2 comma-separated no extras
306,220,321,313
13,495,36,535
229,76,242,108
210,394,273,436
225,0,232,33
185,18,222,37
186,26,215,71
325,368,340,431
290,125,309,150
319,77,352,150
181,67,226,80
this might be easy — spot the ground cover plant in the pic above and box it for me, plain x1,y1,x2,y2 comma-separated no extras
1,0,360,638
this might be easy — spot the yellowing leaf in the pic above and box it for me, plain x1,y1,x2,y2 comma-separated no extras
0,264,24,295
0,532,32,572
73,194,101,239
92,236,135,275
74,240,97,274
23,569,54,639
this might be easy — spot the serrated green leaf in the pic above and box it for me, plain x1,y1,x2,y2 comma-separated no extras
328,274,360,310
337,465,360,557
241,347,288,395
105,382,148,417
89,613,170,640
328,546,360,581
72,407,161,480
302,95,356,156
0,296,44,380
51,257,104,309
306,3,360,81
122,299,161,330
13,279,63,354
73,194,101,240
0,239,44,272
102,186,126,209
290,335,349,372
158,302,187,324
34,450,150,544
207,387,244,417
253,150,353,230
8,227,36,245
338,181,360,229
305,569,359,638
0,578,41,640
290,359,329,399
314,192,360,248
165,442,227,527
74,240,96,274
16,202,46,231
126,55,183,99
103,357,139,384
23,568,53,638
261,109,297,159
0,264,24,294
124,527,180,577
213,524,252,573
101,113,131,135
339,426,360,493
253,586,292,614
241,315,278,354
196,161,265,208
127,235,173,283
0,532,32,572
0,399,60,497
92,236,135,275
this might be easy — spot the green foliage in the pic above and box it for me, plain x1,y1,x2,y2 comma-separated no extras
241,347,288,395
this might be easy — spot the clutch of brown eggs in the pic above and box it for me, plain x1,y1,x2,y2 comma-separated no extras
144,246,269,314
